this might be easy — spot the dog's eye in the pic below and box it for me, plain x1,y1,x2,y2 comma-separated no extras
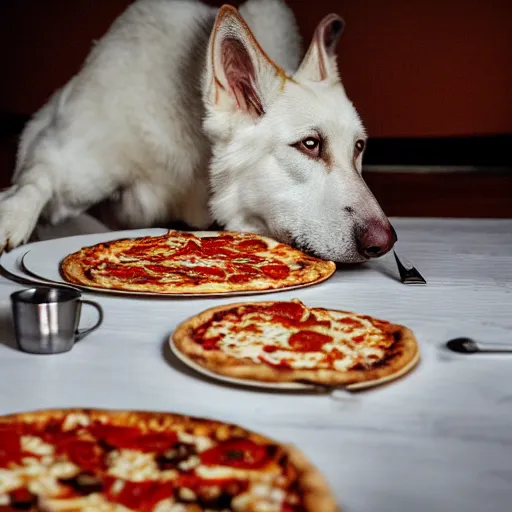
295,137,322,157
355,139,366,154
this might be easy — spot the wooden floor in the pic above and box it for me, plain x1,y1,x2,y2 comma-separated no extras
1,134,511,218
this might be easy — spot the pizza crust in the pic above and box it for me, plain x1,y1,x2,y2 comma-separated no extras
284,443,339,512
59,231,336,295
172,301,420,389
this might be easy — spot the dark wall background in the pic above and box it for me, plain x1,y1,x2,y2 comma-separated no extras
0,0,511,138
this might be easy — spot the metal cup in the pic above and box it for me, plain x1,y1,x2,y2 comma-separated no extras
10,286,103,354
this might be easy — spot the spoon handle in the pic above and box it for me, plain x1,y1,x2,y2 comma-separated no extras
477,345,512,354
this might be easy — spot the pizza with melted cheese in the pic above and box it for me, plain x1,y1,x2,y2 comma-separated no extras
60,231,336,295
172,299,420,389
0,408,337,511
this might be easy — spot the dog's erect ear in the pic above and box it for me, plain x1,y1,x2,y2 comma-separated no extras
293,14,345,83
204,5,287,118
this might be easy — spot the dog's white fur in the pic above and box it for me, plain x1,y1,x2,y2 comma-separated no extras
1,0,393,262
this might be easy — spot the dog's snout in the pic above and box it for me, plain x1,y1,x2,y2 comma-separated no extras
356,220,396,259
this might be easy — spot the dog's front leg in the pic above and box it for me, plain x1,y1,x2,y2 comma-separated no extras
0,158,119,251
0,169,53,251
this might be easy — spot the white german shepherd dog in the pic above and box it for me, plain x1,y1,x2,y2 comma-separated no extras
0,0,395,262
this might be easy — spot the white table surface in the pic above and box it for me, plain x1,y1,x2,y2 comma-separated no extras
1,217,512,512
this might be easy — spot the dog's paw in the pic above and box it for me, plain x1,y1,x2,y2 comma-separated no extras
0,186,40,252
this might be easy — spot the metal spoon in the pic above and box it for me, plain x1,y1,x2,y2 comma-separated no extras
446,337,512,354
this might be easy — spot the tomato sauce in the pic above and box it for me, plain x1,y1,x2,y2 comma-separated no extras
288,331,332,352
260,264,290,279
56,439,105,472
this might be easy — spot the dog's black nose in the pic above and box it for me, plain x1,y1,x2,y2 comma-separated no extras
357,220,396,259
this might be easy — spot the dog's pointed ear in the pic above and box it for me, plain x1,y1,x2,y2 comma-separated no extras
293,14,345,83
204,5,286,118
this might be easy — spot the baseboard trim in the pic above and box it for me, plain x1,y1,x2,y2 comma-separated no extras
365,170,512,218
364,165,511,174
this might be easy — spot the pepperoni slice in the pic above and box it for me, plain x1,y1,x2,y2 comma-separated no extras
105,479,173,512
228,274,252,284
200,235,234,247
200,439,270,469
340,317,364,328
228,263,261,283
236,239,268,252
191,266,226,279
171,241,202,257
88,424,141,449
266,302,305,323
0,432,22,468
288,330,331,352
260,264,290,280
103,265,151,280
352,334,366,343
38,422,77,446
88,424,177,453
124,242,168,257
56,439,105,473
263,345,278,353
0,422,26,436
145,264,172,274
131,432,179,453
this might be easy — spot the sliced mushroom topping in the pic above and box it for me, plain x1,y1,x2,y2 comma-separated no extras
155,443,196,470
59,472,103,495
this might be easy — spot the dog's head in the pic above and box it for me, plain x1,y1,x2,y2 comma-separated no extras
203,5,395,263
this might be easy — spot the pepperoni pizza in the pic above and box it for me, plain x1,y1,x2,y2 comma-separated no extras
60,231,336,295
0,408,337,511
172,299,420,389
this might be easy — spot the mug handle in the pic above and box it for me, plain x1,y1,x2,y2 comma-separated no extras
75,300,104,341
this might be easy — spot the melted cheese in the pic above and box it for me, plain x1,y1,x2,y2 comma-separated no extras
62,413,91,431
0,450,79,496
153,501,187,512
0,469,22,494
203,303,392,371
195,464,278,482
231,482,287,512
107,450,166,482
21,436,55,456
176,432,214,452
39,492,132,511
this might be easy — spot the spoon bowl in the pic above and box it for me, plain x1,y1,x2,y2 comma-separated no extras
446,337,480,354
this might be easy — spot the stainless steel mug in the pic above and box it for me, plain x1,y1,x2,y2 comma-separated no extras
10,286,103,354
